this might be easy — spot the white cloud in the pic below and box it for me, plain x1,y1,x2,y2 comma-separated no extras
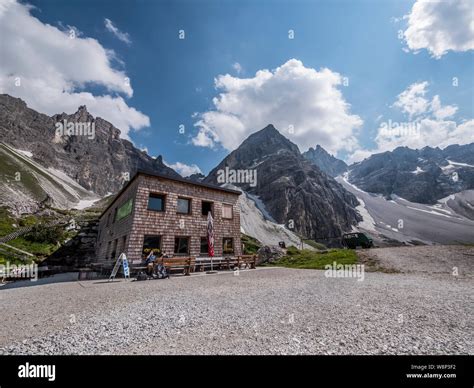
349,82,472,163
347,149,374,164
57,21,83,38
379,117,473,149
164,161,202,177
192,125,218,147
403,0,474,58
393,81,458,120
0,0,149,137
104,18,131,45
393,81,430,119
232,62,243,74
430,95,458,120
192,59,363,155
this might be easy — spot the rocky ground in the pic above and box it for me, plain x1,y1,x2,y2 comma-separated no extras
0,245,472,355
357,245,474,276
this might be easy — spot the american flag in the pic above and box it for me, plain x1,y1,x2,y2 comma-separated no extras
207,211,214,257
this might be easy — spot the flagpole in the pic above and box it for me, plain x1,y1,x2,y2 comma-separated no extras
206,211,217,274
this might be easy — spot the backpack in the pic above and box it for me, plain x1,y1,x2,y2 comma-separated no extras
155,263,168,279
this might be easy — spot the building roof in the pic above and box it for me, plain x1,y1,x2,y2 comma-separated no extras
99,169,241,218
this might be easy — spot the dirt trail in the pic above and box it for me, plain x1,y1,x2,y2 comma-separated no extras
357,245,474,277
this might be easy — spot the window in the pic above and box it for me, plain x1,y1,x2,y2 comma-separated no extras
148,193,165,212
113,208,117,223
121,235,127,253
142,235,161,259
174,237,190,255
177,198,191,214
202,201,213,216
106,241,112,260
111,239,118,261
116,198,133,221
223,237,234,255
222,204,233,219
106,213,111,227
200,237,208,255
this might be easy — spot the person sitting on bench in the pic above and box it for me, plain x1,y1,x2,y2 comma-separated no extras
145,250,157,276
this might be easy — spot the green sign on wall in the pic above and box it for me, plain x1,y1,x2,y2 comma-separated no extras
116,198,133,221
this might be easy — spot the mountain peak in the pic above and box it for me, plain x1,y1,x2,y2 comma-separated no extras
241,124,300,156
251,123,281,137
262,123,277,131
204,123,361,240
348,143,474,204
303,145,348,177
0,93,180,197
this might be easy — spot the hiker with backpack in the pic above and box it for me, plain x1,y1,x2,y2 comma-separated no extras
145,250,157,276
144,250,169,279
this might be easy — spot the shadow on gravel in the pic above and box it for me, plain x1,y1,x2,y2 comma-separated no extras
0,272,79,290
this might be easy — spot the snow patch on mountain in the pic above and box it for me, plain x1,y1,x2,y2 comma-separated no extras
411,166,424,174
229,185,313,249
447,160,474,168
355,197,376,232
14,148,33,158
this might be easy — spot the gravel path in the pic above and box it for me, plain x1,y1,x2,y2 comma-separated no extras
1,262,472,355
357,245,474,276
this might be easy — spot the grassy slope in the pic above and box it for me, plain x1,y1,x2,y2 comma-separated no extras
0,208,43,264
270,245,357,269
0,143,87,204
0,145,44,201
302,239,327,250
241,233,261,255
0,144,105,265
0,207,78,265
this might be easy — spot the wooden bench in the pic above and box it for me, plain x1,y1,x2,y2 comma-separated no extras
195,257,230,272
236,255,257,269
159,257,196,277
195,255,257,271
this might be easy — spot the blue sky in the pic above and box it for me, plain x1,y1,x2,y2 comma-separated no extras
2,0,473,175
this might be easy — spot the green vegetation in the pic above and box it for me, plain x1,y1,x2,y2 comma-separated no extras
0,207,15,236
0,144,44,201
7,238,58,258
0,143,81,203
270,245,357,270
24,224,65,244
302,239,327,250
0,206,75,265
241,233,261,255
19,215,38,227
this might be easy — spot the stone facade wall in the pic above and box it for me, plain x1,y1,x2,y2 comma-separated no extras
96,174,241,264
46,219,99,269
